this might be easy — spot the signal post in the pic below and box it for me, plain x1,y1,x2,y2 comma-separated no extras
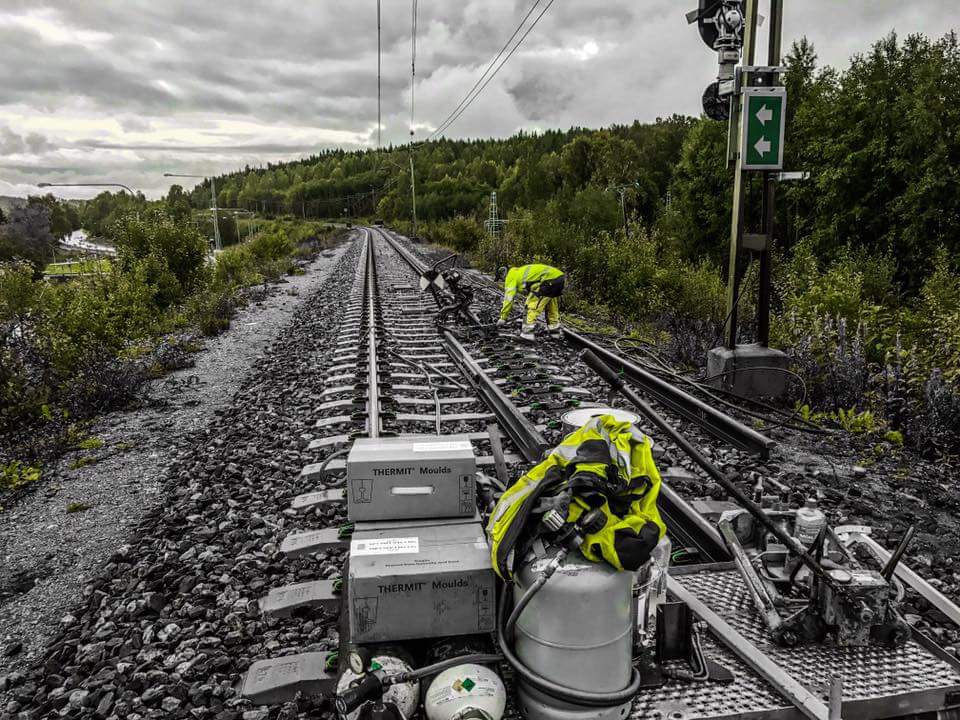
689,0,790,397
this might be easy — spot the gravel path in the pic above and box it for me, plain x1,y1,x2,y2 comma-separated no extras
0,242,350,681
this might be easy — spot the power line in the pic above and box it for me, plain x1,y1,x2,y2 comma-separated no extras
430,0,555,140
377,0,382,149
426,0,541,141
426,0,553,142
410,0,418,137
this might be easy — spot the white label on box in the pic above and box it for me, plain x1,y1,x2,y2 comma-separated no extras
411,441,473,453
351,537,420,556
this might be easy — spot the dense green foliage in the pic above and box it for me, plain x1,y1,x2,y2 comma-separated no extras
0,209,339,467
112,210,209,308
0,204,60,273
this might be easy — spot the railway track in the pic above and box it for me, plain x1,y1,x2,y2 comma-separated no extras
244,227,960,719
5,226,960,720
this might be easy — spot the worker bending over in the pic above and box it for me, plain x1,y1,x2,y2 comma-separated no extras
496,263,565,341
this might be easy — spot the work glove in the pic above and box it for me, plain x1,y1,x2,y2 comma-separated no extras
612,521,662,571
496,319,506,328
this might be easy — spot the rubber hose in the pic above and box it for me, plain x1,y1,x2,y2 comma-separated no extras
387,653,504,685
497,585,642,707
504,572,549,645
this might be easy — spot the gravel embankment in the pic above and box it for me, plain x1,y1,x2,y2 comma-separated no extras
0,241,351,690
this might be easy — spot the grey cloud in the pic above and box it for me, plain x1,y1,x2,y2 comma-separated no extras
0,127,27,154
0,126,51,155
0,0,955,197
119,117,153,133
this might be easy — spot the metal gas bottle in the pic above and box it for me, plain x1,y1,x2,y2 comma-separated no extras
514,550,635,720
560,407,640,435
336,654,419,720
424,664,506,720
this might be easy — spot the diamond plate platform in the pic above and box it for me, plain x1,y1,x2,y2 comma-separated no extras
626,566,960,720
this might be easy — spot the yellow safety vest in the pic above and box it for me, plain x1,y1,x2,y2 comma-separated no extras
499,263,564,320
486,415,666,579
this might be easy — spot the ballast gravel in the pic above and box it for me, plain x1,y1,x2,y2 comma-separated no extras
0,240,356,720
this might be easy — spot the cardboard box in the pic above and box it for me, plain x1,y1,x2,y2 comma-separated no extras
347,519,495,643
346,435,476,521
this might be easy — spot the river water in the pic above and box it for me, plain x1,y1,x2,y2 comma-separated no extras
61,229,116,256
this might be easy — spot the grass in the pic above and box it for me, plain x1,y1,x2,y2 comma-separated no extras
44,258,112,277
69,456,97,470
76,436,104,451
0,461,41,491
66,501,91,513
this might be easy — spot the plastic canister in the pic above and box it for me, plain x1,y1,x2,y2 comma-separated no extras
513,550,635,720
336,654,419,720
794,499,827,546
424,664,506,720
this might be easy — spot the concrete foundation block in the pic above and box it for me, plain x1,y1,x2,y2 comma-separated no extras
707,344,789,398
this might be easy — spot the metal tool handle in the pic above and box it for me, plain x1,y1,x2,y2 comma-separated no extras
882,525,915,581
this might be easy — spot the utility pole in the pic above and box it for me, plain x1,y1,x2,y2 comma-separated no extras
723,0,784,348
484,191,506,247
606,183,637,238
163,173,221,251
210,176,222,252
377,0,382,149
409,155,418,237
757,0,784,346
723,0,758,349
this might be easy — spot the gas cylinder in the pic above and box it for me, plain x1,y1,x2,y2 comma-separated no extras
336,653,419,720
560,407,640,435
513,550,635,720
424,664,506,720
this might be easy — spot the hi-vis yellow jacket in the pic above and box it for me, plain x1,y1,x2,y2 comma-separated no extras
487,415,666,579
499,263,564,320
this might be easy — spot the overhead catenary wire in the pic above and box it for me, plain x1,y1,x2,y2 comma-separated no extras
425,0,555,142
377,0,382,149
410,0,418,137
424,0,542,140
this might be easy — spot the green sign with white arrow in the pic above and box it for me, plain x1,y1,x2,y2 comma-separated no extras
741,87,787,170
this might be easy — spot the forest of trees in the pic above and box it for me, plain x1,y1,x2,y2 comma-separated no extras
196,33,959,296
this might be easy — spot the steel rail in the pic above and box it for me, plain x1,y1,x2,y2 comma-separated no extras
457,267,774,457
370,225,732,563
441,329,548,463
364,231,381,438
563,327,775,458
372,227,481,325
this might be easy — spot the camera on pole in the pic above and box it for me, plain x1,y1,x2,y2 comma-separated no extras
687,1,746,121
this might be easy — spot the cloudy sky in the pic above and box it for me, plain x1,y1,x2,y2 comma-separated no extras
0,1,955,199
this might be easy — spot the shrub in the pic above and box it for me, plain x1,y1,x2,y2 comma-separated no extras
214,245,261,288
112,209,208,307
188,283,238,337
248,228,294,263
